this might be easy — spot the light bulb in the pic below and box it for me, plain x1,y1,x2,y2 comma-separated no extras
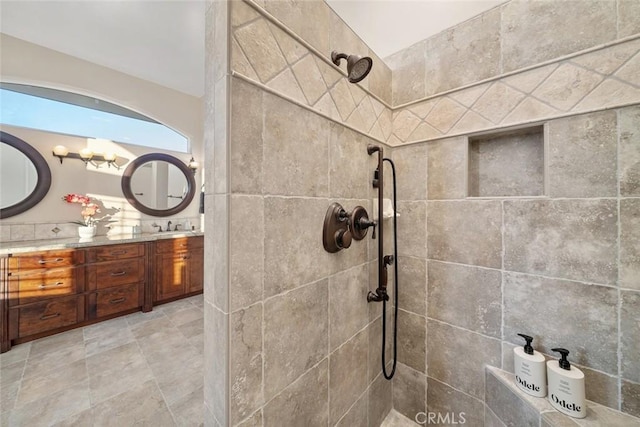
79,148,93,159
53,145,69,156
103,152,117,161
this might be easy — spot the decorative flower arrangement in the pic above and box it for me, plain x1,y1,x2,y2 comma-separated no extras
62,193,102,227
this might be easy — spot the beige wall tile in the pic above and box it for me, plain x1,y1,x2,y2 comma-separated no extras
263,279,328,400
426,137,467,200
230,304,263,425
368,316,393,383
619,106,640,197
329,329,368,425
548,111,617,198
397,256,426,316
504,199,618,284
428,261,501,338
622,380,640,418
263,359,329,426
393,363,426,421
485,370,541,427
386,41,427,106
230,195,264,311
472,82,526,124
204,302,228,426
262,92,329,197
335,391,368,427
392,143,428,201
427,200,502,269
396,201,427,259
424,98,467,134
211,194,228,311
501,0,617,72
234,18,287,83
266,68,307,105
619,0,640,38
368,373,392,427
263,197,331,297
621,291,640,383
329,124,372,199
291,54,328,105
426,377,485,426
329,264,369,351
397,310,426,373
621,199,640,291
427,320,500,399
422,7,501,97
504,272,618,374
532,63,603,112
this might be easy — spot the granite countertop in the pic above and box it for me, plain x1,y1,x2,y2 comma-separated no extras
0,231,205,256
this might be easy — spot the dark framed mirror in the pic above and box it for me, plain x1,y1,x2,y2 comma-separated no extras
121,153,195,217
0,131,52,219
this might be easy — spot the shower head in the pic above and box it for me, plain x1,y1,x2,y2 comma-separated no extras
331,51,373,83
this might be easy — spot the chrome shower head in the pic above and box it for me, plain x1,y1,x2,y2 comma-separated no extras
331,51,373,83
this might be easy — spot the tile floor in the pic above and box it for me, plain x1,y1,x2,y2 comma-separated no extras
0,295,204,426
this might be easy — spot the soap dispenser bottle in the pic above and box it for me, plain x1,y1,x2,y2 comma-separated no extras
513,333,547,397
547,348,586,418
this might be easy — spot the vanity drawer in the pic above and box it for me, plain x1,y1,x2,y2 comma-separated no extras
87,258,145,290
8,267,83,306
8,249,84,270
86,243,145,262
10,295,84,339
156,236,203,254
93,283,142,318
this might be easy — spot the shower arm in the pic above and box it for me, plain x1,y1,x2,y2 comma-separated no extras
368,144,389,302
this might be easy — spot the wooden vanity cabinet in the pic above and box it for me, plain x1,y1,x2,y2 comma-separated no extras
4,249,86,346
153,236,204,303
85,243,147,320
1,236,203,352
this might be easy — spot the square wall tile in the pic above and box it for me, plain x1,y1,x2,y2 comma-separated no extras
329,329,368,425
427,320,501,399
621,290,640,383
263,359,329,426
386,40,427,106
548,111,617,198
392,143,428,201
263,279,328,401
427,200,502,268
397,310,426,373
229,304,263,425
262,91,329,197
368,372,392,427
396,201,427,259
503,272,618,375
621,199,640,291
504,199,618,285
427,137,467,200
329,124,372,199
263,197,332,298
428,261,501,338
393,363,426,421
230,78,264,195
229,195,263,311
427,377,485,426
329,264,369,351
397,256,426,316
619,106,640,197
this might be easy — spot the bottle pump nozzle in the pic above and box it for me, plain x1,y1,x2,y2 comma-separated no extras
551,348,571,370
517,333,534,355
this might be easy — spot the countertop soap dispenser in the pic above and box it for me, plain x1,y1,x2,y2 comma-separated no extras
547,348,586,418
513,333,547,397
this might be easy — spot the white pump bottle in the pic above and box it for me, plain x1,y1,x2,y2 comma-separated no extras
513,333,547,397
547,348,586,418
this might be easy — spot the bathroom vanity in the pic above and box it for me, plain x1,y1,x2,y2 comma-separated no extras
0,232,203,353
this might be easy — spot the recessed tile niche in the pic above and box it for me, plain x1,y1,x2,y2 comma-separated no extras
468,126,544,197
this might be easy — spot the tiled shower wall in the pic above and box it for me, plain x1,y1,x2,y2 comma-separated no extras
206,0,398,425
386,0,640,423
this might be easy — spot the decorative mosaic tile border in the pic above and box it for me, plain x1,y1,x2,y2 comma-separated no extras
231,0,640,147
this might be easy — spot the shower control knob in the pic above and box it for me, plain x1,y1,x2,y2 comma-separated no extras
335,229,352,249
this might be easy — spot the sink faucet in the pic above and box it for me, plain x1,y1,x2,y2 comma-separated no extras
167,221,172,232
152,223,163,232
174,223,182,231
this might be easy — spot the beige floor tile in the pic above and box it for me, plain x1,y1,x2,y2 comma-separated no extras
9,381,91,427
29,329,84,358
0,343,30,367
167,307,204,327
16,359,88,406
170,385,204,426
23,342,86,380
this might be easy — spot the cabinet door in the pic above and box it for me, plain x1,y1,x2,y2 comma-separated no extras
155,253,187,302
187,248,204,293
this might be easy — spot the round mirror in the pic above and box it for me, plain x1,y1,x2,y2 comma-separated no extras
0,131,52,219
121,153,195,217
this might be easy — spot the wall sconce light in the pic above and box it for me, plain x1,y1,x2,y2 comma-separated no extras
52,145,120,169
188,156,199,174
